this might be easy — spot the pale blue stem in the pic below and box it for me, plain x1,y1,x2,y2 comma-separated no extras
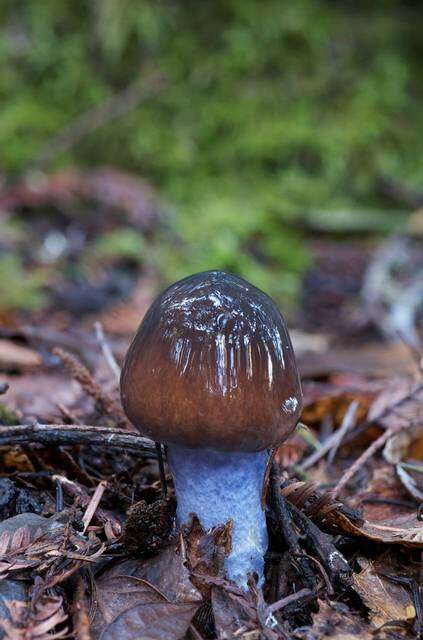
167,445,268,587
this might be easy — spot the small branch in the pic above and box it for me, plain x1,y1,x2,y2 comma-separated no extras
269,463,301,555
302,379,423,471
300,428,341,471
331,419,417,498
266,588,314,615
326,400,359,466
93,322,121,385
72,575,92,640
155,443,168,498
269,463,316,589
82,480,108,533
287,503,350,586
0,422,155,454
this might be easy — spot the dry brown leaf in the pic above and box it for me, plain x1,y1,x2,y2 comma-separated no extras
0,512,105,582
298,342,417,380
282,481,423,547
332,510,423,546
0,340,42,371
212,586,258,639
353,463,413,522
91,574,200,640
2,372,81,418
0,593,67,639
352,557,415,628
382,423,423,502
368,377,423,430
308,600,373,640
96,546,202,605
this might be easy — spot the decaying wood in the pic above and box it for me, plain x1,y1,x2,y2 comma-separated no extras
0,423,155,453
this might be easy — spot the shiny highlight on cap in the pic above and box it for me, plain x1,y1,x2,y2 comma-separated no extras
121,271,302,451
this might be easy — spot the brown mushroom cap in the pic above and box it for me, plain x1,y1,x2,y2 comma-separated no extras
120,271,302,452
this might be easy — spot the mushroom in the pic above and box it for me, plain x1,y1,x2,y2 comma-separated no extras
120,271,302,586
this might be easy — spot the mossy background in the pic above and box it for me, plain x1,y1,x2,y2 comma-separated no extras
0,0,422,308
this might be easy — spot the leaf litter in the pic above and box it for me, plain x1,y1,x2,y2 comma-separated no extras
0,170,422,638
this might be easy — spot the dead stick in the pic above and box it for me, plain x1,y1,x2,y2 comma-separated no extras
72,575,93,640
0,423,155,453
93,322,121,384
266,587,314,615
301,379,423,471
331,420,415,498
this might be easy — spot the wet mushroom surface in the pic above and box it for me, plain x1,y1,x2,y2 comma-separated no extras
121,270,303,585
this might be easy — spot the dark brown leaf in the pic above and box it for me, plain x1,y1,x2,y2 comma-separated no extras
211,587,257,639
352,556,416,627
91,575,200,640
96,545,202,604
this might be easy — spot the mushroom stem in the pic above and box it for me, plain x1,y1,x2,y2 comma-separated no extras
167,445,268,587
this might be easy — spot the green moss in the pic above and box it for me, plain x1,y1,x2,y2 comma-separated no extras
0,255,46,313
0,402,20,426
0,0,421,304
89,228,147,264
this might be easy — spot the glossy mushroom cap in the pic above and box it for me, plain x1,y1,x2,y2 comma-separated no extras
121,271,302,452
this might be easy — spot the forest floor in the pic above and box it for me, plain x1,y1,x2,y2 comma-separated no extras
0,170,422,640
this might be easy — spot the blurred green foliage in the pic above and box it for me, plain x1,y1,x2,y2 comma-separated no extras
0,255,46,312
0,0,421,304
89,228,147,265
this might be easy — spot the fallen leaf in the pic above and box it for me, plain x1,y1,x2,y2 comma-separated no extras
91,575,200,640
307,600,373,640
0,340,42,371
2,372,82,419
212,586,258,639
0,592,67,640
184,515,232,595
0,513,63,553
282,481,423,547
368,377,423,430
96,545,202,604
352,557,415,628
0,579,28,640
382,422,423,501
353,463,414,522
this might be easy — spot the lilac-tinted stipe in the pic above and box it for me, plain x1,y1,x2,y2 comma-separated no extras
167,445,268,587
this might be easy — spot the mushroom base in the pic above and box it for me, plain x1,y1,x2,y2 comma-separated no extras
167,445,268,587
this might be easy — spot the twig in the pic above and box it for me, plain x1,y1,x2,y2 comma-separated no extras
287,503,350,586
269,463,316,588
0,422,155,453
155,443,168,498
72,575,92,640
53,347,131,429
266,588,314,615
269,463,301,555
93,322,121,384
331,418,419,498
331,375,423,497
82,480,108,533
302,378,423,470
31,74,164,170
326,400,359,466
54,474,120,535
300,429,341,471
55,478,64,512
